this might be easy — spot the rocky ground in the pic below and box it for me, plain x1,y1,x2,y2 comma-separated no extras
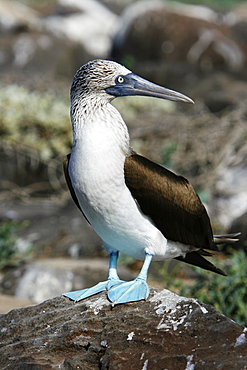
0,0,247,331
0,289,247,369
2,281,246,366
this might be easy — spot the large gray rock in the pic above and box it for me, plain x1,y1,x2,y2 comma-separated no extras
44,0,118,58
112,1,245,72
0,289,246,369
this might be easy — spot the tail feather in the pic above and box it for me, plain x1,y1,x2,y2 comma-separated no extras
213,232,240,244
175,232,241,276
175,252,227,276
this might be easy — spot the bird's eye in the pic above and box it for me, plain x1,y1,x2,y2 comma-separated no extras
117,76,125,84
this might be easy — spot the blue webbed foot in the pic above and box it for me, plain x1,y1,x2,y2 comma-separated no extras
107,253,153,305
64,251,124,302
107,278,150,305
63,278,124,302
64,252,153,305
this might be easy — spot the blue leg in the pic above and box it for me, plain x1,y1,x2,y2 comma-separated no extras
63,252,124,302
107,253,153,305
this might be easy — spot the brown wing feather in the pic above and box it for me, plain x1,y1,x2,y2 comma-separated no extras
124,153,214,249
124,154,227,275
63,154,90,224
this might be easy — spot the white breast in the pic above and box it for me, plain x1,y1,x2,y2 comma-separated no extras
69,102,171,260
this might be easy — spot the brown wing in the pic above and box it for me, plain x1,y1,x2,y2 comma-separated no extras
63,154,90,224
124,154,227,275
124,153,214,248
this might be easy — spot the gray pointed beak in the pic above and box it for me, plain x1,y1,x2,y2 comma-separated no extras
105,73,194,104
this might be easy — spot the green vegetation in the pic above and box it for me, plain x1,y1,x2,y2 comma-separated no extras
169,0,245,11
161,141,178,168
0,84,71,161
0,220,35,269
159,249,247,326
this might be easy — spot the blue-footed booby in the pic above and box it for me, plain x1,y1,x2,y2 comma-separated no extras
63,59,239,305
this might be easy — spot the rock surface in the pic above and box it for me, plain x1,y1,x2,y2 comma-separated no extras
0,0,247,327
0,289,246,369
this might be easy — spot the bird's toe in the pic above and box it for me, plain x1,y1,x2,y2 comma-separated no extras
108,278,150,305
63,281,108,302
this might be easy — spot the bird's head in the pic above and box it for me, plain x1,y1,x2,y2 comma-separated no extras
71,59,194,104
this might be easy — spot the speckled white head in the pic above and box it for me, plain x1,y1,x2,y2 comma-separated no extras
71,59,131,102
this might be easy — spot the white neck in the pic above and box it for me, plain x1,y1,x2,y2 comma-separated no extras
71,96,129,149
